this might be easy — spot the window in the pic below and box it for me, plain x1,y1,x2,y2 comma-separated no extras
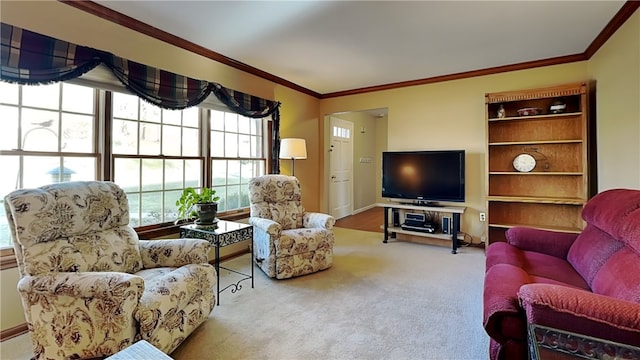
0,82,270,251
0,82,98,249
209,110,265,212
112,91,203,227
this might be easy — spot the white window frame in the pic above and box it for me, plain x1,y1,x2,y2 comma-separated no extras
0,81,100,253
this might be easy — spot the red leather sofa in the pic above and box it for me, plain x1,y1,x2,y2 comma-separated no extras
483,188,640,360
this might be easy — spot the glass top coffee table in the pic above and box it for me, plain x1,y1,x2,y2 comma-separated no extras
180,220,253,305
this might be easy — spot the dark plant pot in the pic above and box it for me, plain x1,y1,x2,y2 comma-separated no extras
195,202,218,225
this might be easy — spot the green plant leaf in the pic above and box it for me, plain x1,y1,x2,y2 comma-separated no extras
175,186,220,223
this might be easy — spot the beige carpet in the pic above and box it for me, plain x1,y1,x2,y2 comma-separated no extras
1,227,490,360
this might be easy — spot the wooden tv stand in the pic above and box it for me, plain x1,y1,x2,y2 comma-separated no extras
377,202,466,254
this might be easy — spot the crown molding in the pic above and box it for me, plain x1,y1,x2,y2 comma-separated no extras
59,0,321,99
584,0,640,58
321,54,587,99
61,1,638,99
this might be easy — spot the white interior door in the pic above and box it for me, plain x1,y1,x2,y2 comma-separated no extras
329,117,353,219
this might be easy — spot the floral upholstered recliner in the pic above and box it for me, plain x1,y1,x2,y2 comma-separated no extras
3,181,216,359
248,175,335,279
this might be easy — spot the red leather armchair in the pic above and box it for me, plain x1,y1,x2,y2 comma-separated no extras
483,189,640,360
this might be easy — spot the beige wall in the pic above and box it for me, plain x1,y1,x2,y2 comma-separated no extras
375,114,389,204
1,0,639,335
0,267,23,333
274,86,322,211
320,63,591,240
588,10,640,190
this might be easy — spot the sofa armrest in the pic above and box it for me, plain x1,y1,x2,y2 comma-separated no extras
135,263,216,328
18,272,144,300
138,239,211,268
506,227,578,258
518,283,640,346
249,217,282,236
249,217,280,265
483,264,529,343
303,212,335,229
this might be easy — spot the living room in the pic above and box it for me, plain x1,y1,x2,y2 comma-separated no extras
1,1,639,359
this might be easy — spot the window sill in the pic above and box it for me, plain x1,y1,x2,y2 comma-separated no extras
0,254,18,270
136,209,250,238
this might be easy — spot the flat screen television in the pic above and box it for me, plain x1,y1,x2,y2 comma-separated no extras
382,150,465,204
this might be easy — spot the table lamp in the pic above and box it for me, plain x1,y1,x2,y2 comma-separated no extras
279,138,307,176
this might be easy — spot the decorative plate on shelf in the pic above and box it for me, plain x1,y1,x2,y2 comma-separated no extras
517,107,543,116
513,153,536,172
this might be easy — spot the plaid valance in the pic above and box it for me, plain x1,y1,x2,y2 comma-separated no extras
212,84,281,118
0,23,281,115
103,54,213,110
1,22,282,172
0,23,101,85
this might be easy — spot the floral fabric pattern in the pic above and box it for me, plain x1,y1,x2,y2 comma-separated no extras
7,181,129,248
17,272,144,359
249,174,304,229
248,175,335,279
139,239,211,268
21,227,143,276
304,212,336,229
134,264,215,353
4,181,216,359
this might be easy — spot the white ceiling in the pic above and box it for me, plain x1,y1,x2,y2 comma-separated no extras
94,1,625,95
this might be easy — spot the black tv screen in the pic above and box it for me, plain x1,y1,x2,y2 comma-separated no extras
382,150,465,203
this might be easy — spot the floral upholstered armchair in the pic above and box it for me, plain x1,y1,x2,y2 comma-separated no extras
3,181,216,359
248,175,335,279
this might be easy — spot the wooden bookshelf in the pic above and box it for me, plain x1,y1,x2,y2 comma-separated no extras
485,82,595,243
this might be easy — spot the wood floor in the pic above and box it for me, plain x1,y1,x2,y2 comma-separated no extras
334,207,384,233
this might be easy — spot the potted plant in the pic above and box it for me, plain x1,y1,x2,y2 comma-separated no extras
175,187,220,225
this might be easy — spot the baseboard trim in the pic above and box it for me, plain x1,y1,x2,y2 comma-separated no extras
1,323,28,341
353,204,376,215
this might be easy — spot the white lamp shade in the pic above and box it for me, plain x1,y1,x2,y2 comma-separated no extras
279,138,307,159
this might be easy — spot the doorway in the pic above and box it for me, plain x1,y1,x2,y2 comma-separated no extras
329,117,353,219
325,108,387,219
